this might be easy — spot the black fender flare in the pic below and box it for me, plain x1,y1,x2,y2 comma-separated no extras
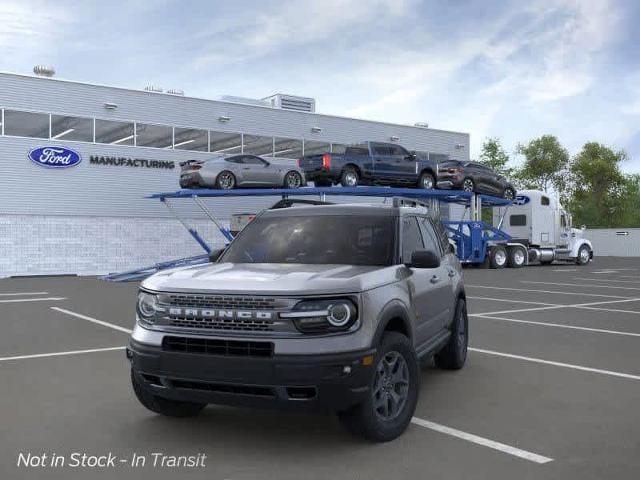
371,299,414,348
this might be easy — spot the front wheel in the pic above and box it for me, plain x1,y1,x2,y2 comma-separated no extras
418,172,435,189
489,245,507,269
576,244,591,265
131,370,206,417
434,299,468,370
283,171,303,189
338,332,419,442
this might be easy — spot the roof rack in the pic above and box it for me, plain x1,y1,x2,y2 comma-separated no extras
270,198,334,209
391,197,431,209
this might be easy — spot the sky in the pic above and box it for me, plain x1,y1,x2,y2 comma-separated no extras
1,0,639,172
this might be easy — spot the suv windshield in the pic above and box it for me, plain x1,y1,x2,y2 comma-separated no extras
220,215,396,266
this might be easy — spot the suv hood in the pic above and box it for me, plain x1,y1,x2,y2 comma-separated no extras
142,262,401,296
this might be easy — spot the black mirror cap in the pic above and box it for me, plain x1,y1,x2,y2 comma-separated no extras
208,248,225,263
407,250,440,268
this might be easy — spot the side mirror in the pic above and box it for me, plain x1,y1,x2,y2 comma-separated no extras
208,248,225,263
406,250,440,268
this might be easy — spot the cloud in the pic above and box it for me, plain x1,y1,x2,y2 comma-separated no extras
0,1,71,52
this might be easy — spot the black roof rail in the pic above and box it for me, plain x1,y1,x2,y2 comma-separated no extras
269,198,335,209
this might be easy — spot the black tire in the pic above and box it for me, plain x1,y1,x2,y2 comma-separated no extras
215,171,236,190
503,187,516,200
283,171,303,189
576,244,591,265
340,167,359,187
434,299,468,370
462,177,475,192
489,245,507,269
507,246,526,268
131,370,206,418
338,332,419,442
418,172,435,190
314,179,332,187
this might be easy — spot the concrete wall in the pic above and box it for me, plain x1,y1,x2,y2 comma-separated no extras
584,228,640,257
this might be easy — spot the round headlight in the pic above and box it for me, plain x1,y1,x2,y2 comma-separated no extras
137,292,158,321
327,302,354,327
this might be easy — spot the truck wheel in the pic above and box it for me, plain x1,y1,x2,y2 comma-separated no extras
576,245,591,265
434,299,468,370
489,245,507,269
507,246,526,268
418,172,435,189
340,167,359,187
216,171,236,190
338,332,419,442
131,370,206,418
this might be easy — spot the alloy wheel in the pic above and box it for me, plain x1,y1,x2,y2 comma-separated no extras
345,172,358,186
373,351,410,421
218,172,235,189
462,179,474,192
285,172,302,188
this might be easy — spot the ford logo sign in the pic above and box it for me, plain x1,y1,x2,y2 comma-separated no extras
513,195,530,205
28,146,82,168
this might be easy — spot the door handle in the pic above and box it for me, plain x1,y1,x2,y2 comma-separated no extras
430,275,440,284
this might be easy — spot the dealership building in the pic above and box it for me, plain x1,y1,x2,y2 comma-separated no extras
0,70,470,277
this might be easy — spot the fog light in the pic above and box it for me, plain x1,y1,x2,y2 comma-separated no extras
362,355,374,366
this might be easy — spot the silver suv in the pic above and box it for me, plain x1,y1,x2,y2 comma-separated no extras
128,200,468,441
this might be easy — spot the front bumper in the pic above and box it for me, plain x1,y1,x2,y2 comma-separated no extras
128,338,376,412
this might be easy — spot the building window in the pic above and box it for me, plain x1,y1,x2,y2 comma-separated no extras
136,123,173,148
4,110,49,138
331,143,348,154
209,131,242,154
541,196,550,206
51,115,94,142
95,119,135,145
303,140,330,156
273,137,303,159
173,127,208,151
243,134,274,156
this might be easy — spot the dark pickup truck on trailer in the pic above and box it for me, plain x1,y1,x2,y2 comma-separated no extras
298,141,439,189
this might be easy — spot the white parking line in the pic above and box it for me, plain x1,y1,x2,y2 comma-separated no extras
0,297,66,304
467,296,558,306
474,315,640,338
469,297,640,317
552,268,576,272
51,307,132,334
577,306,640,315
469,347,640,381
465,285,630,299
522,281,640,291
411,417,553,464
0,291,49,296
573,277,640,284
0,346,125,362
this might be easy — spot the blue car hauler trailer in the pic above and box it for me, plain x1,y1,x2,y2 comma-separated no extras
102,186,513,282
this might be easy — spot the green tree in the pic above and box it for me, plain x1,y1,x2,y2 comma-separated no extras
515,135,569,194
567,142,639,227
478,137,512,176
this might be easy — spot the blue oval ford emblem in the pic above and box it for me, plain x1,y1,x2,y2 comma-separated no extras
28,146,82,168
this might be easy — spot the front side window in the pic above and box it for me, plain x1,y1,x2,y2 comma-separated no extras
221,215,396,266
242,155,268,165
419,217,443,256
4,110,49,138
401,217,424,262
388,145,409,157
510,214,527,226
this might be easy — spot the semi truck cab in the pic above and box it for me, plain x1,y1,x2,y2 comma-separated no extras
494,189,593,265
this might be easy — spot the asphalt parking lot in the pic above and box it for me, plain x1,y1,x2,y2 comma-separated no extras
1,257,639,479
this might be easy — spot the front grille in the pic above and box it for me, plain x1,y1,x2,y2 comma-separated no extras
167,294,276,310
168,317,275,332
170,379,275,397
162,336,274,357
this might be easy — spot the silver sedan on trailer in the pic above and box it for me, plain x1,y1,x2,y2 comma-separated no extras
179,154,307,189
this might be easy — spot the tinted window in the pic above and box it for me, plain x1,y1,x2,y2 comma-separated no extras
373,144,391,155
541,196,550,206
388,145,409,156
95,119,135,145
345,146,369,156
221,215,395,266
243,156,267,165
510,214,527,226
418,217,441,256
331,143,348,154
401,217,424,262
225,156,244,164
51,115,93,142
4,110,49,138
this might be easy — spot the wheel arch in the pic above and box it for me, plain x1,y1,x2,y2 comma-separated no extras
371,300,414,348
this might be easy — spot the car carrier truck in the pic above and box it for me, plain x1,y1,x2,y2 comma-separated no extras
491,189,593,267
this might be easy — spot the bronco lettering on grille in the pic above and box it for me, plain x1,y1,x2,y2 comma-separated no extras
168,307,274,320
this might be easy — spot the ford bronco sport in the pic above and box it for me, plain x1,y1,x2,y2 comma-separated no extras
128,199,468,441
